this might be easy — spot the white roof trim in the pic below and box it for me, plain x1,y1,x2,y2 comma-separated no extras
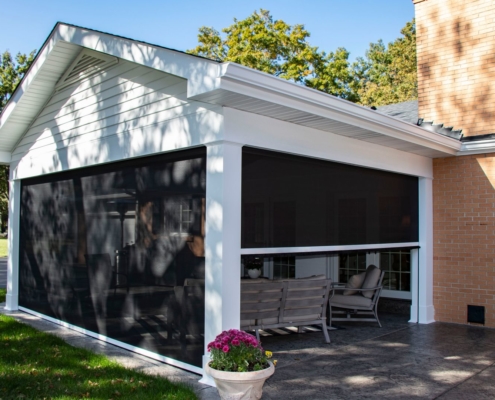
193,63,462,156
0,22,463,160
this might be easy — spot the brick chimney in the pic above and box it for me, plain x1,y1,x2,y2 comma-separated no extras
414,0,495,137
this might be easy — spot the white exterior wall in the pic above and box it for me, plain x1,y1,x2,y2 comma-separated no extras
6,56,227,376
5,56,435,378
11,58,223,180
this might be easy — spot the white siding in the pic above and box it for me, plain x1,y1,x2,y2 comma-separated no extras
12,58,224,179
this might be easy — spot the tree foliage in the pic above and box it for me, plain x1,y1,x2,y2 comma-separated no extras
353,19,417,106
0,49,36,231
188,9,357,100
188,10,417,106
0,50,36,112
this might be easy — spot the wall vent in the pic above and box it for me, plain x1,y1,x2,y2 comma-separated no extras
467,305,485,325
56,49,118,90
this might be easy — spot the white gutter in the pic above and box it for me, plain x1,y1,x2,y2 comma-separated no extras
459,139,495,155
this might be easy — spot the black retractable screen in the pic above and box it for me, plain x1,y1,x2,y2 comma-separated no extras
19,148,206,367
242,147,418,248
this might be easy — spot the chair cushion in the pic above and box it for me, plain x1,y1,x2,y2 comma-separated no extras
343,271,366,295
331,294,372,308
361,265,381,298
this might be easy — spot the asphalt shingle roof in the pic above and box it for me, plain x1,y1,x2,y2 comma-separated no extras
376,100,418,124
376,100,462,140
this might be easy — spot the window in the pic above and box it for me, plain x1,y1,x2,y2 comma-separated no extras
338,249,412,299
179,200,193,235
339,252,367,283
273,256,296,279
380,249,411,292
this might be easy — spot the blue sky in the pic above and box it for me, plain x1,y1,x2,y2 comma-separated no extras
1,0,414,61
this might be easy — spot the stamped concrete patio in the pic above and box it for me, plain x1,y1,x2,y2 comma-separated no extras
1,307,494,399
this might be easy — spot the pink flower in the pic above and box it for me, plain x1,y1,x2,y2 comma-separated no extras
214,341,222,349
222,345,230,353
232,339,240,346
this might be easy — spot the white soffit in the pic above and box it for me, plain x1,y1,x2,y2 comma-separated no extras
0,41,81,160
0,23,462,163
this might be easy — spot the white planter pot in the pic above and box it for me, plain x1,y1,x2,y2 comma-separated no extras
205,361,275,400
247,269,261,279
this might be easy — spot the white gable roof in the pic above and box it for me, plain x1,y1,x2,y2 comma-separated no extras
0,23,462,163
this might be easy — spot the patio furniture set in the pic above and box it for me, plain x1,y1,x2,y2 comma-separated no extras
241,265,385,342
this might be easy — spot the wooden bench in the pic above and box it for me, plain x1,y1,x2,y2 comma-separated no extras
241,278,333,343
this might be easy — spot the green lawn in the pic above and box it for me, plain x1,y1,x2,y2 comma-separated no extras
0,238,7,257
0,315,197,399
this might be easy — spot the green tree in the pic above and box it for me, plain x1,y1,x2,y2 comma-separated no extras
188,9,355,98
0,50,36,232
305,47,359,102
1,50,36,111
354,19,417,106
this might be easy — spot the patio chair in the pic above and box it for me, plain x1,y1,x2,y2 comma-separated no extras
328,265,385,327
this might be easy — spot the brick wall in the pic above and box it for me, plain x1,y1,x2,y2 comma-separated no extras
433,155,495,327
415,0,495,136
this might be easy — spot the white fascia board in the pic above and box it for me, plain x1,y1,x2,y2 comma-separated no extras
459,139,495,155
211,63,461,156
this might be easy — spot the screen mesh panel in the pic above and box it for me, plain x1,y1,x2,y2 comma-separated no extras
19,148,206,367
242,147,418,248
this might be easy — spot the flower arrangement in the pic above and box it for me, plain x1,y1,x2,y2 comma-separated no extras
207,329,274,372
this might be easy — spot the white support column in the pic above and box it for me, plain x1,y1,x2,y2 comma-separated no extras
418,177,435,324
5,179,21,311
201,141,242,384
